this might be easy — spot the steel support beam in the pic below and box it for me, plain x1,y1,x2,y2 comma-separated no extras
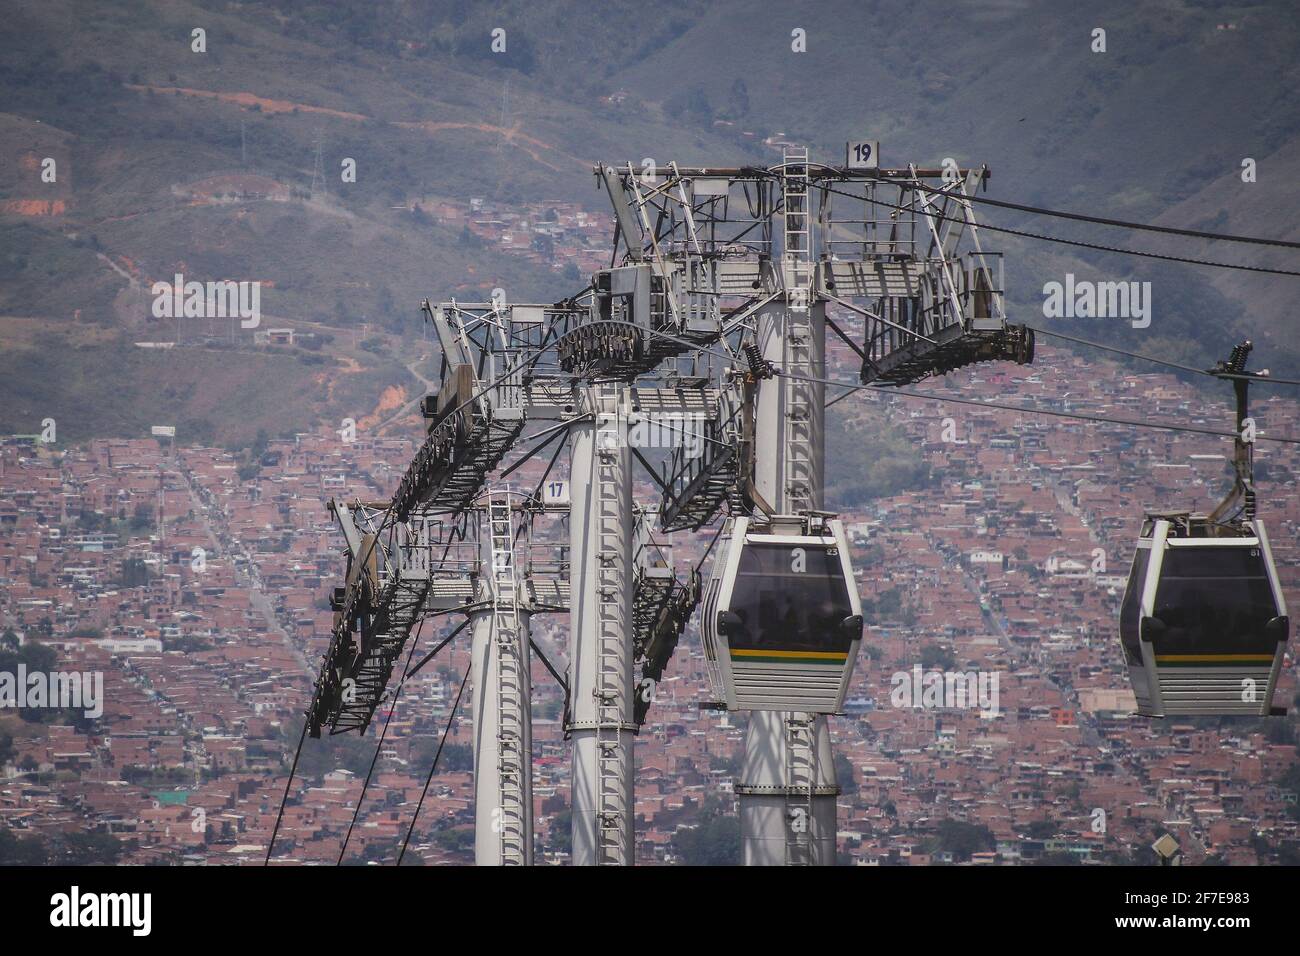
737,288,839,866
566,386,635,865
470,511,534,866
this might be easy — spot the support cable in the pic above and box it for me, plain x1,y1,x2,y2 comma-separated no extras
397,665,471,865
580,319,1300,446
1025,326,1300,386
820,182,1300,278
694,520,727,576
896,179,1300,251
264,721,308,865
530,637,571,740
527,434,569,514
499,421,570,480
780,367,1300,446
337,615,428,865
407,617,470,679
530,637,569,695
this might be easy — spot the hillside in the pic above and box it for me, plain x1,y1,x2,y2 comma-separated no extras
1,0,1298,445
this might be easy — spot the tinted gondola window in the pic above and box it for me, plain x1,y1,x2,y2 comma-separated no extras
1153,546,1279,654
727,542,855,652
1119,549,1149,665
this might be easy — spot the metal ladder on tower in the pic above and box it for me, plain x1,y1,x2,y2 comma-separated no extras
781,146,816,515
783,309,815,514
784,714,817,866
781,145,814,307
488,488,527,865
781,148,818,863
593,388,629,864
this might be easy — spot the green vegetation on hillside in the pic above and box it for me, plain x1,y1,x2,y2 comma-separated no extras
824,406,932,508
672,795,740,866
3,0,1299,448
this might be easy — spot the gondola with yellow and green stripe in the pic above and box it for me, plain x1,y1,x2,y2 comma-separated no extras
1119,343,1291,717
701,514,863,712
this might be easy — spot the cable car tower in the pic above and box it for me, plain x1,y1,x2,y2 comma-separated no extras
583,144,1032,864
302,144,1033,866
304,296,703,865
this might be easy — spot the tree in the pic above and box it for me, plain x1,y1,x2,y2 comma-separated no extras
863,587,903,622
129,502,153,531
664,85,713,126
673,797,740,865
434,828,474,854
250,428,270,461
1024,819,1058,839
286,726,374,783
927,819,995,861
834,751,857,795
920,643,956,671
547,809,572,856
0,829,48,865
1,638,57,689
825,408,931,507
410,738,472,773
1278,762,1300,823
118,556,151,588
62,831,123,865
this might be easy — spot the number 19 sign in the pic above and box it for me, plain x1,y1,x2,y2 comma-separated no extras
846,140,879,170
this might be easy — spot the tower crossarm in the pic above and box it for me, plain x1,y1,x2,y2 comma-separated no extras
657,375,747,532
308,504,475,736
850,169,1035,385
306,298,573,737
629,506,701,727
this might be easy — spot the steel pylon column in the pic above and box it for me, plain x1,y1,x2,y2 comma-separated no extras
567,384,635,865
470,498,534,866
737,289,839,866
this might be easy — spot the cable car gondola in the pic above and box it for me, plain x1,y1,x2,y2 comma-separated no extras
1119,342,1290,717
701,514,864,712
1120,513,1288,716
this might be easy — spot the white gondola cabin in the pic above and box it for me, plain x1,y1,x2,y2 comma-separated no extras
1120,513,1289,717
701,515,864,712
1119,342,1291,718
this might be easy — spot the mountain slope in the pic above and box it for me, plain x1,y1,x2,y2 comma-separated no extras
1,0,1297,445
